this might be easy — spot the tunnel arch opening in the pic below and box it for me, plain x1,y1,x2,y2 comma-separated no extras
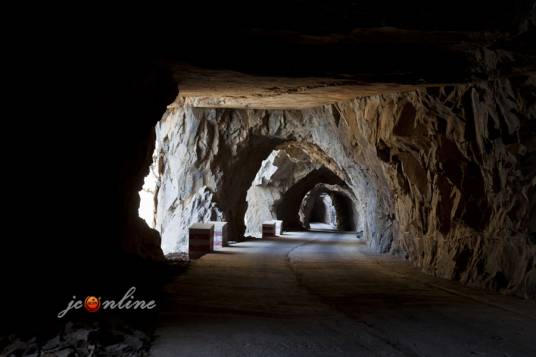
299,183,358,232
243,141,354,237
140,103,396,257
275,167,348,232
215,134,288,241
310,193,332,225
308,193,337,230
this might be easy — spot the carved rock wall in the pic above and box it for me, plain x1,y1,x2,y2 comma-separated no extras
151,75,535,298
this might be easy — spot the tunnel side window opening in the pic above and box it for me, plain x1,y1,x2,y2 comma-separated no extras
138,149,159,229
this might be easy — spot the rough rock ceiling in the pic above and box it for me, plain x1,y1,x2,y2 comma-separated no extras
171,23,535,109
174,64,427,109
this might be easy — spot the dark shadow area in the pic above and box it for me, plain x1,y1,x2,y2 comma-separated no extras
2,55,178,340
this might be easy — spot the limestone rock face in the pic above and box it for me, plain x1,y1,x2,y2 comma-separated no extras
150,75,536,298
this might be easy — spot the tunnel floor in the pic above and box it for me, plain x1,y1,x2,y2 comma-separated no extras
308,222,338,231
152,231,536,356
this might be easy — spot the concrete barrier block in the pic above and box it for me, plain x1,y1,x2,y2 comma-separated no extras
262,220,283,238
262,221,276,238
189,223,214,259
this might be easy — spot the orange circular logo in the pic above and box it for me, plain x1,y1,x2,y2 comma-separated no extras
84,296,101,312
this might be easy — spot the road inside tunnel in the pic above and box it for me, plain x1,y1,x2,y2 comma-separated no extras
151,231,536,356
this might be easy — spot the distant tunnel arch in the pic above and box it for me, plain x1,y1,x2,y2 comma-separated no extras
300,183,358,231
275,167,349,231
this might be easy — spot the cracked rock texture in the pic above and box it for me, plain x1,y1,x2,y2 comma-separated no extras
150,75,536,298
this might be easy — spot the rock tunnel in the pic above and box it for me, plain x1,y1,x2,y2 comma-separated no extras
3,2,536,355
138,78,536,299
